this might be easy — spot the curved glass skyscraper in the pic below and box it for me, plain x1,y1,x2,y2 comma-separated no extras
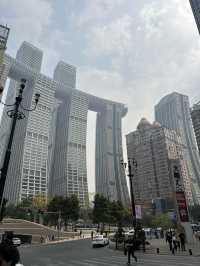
155,92,200,205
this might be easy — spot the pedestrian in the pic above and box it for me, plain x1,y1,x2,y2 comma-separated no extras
40,235,44,243
166,232,173,251
0,243,23,266
91,231,94,240
160,229,164,239
179,232,186,251
124,237,137,265
80,230,82,238
176,239,180,251
172,234,177,253
139,229,146,252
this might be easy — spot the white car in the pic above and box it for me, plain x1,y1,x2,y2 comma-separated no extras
92,235,109,247
12,237,21,246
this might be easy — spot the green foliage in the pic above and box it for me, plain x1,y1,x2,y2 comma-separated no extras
151,213,173,229
47,194,80,226
92,194,110,225
189,205,200,222
92,194,130,227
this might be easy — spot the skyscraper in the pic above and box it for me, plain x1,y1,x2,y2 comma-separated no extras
191,103,200,153
0,42,55,202
126,118,193,210
0,25,10,99
1,41,129,208
189,0,200,34
155,92,200,205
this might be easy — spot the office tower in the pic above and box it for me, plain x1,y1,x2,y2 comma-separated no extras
189,0,200,34
191,103,200,153
155,92,200,205
2,41,129,207
126,119,193,210
0,25,10,99
96,103,130,205
54,61,76,88
0,42,55,202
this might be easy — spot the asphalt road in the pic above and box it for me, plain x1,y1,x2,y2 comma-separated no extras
19,239,200,266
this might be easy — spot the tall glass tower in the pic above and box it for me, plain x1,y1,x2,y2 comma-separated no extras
155,92,200,205
189,0,200,34
0,42,55,202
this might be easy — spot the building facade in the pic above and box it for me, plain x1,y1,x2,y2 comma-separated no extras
0,42,129,207
0,25,10,100
189,0,200,35
155,92,200,205
0,42,55,202
126,118,193,210
191,103,200,154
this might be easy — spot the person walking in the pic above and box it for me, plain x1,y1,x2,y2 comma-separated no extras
166,232,173,251
0,243,23,266
179,232,186,251
91,231,94,240
172,234,177,254
124,237,137,265
79,230,82,238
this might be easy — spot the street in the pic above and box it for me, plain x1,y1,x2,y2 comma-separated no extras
19,239,200,266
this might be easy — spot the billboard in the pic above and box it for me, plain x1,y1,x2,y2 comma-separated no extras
135,205,142,219
176,192,189,222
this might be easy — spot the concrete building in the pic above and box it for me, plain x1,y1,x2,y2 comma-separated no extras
155,92,200,205
191,103,200,154
189,0,200,35
0,25,10,99
0,42,55,202
126,118,193,210
49,61,129,206
0,42,129,207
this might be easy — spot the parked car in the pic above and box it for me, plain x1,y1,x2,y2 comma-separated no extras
12,237,21,246
92,234,109,248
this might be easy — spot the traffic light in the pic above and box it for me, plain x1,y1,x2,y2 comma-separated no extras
0,198,8,222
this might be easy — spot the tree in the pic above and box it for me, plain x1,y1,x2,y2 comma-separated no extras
32,194,46,210
47,195,65,226
92,194,111,230
151,213,173,229
68,194,80,222
110,201,125,226
189,205,200,222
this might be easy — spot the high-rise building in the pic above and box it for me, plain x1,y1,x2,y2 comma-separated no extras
0,42,55,202
1,41,129,207
155,92,200,205
49,63,129,207
0,25,10,98
189,0,200,35
95,103,129,205
191,103,200,154
126,119,193,210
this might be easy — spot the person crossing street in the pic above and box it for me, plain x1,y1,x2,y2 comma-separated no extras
124,236,137,265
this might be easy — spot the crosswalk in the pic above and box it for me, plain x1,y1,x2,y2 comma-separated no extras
53,253,200,266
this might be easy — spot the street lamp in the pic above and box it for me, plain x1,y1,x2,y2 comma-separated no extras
121,158,137,230
0,79,40,219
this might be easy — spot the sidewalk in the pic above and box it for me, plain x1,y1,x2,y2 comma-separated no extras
147,238,200,256
22,234,91,248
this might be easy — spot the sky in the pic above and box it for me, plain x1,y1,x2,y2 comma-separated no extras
1,0,200,192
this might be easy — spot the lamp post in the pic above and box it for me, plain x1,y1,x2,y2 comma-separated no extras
0,79,40,219
121,158,137,230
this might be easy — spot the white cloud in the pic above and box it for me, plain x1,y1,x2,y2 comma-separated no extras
2,0,200,192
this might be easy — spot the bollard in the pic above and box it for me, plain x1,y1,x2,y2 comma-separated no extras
189,249,192,256
156,248,159,254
